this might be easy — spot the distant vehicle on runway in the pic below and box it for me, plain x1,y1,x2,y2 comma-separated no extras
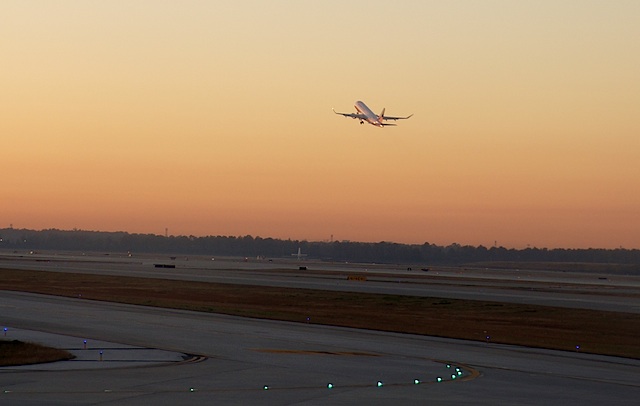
333,100,413,127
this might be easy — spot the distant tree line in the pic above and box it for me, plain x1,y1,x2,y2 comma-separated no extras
1,228,639,266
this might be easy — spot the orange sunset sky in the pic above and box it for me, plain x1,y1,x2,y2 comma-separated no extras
1,1,639,249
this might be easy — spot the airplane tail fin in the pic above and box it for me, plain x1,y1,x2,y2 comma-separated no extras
380,108,386,120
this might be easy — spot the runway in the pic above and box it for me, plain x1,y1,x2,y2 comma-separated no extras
1,251,639,313
2,291,639,405
1,252,640,404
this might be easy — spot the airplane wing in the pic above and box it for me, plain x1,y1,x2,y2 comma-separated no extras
332,108,367,120
382,114,414,121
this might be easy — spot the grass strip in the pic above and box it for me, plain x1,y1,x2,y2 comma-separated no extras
0,339,74,366
1,268,639,359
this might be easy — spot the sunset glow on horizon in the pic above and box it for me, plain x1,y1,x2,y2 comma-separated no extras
2,1,639,249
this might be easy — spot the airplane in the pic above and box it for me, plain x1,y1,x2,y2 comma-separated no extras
333,100,413,127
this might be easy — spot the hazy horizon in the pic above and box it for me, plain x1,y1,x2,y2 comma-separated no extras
2,225,638,251
2,1,639,250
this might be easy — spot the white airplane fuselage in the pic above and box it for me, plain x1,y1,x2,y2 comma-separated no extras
354,101,384,127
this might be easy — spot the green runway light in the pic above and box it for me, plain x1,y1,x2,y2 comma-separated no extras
436,377,443,383
263,385,269,390
327,383,333,389
414,379,420,385
377,381,384,387
189,388,195,392
451,374,457,380
446,364,451,368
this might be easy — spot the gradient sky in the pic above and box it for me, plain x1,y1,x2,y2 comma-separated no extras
2,1,639,249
